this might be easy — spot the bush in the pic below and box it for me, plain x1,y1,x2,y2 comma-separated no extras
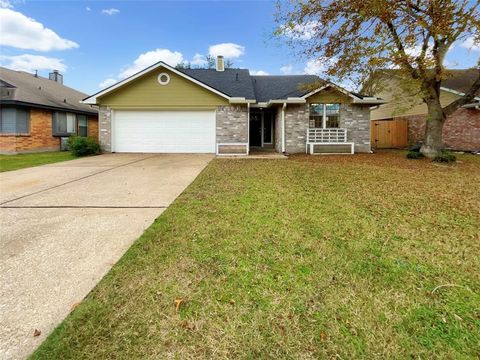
433,151,456,163
67,136,101,157
408,143,422,152
406,150,424,159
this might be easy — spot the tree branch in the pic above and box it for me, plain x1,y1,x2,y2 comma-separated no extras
443,69,480,116
385,21,419,79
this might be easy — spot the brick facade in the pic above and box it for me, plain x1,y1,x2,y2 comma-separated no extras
96,103,372,154
339,104,371,153
284,104,309,154
98,105,112,152
216,105,248,144
398,108,480,151
283,103,372,154
0,108,99,154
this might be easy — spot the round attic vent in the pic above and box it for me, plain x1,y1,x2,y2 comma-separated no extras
157,73,170,85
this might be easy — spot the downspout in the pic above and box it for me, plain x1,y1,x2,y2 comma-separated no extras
247,102,250,155
282,102,287,153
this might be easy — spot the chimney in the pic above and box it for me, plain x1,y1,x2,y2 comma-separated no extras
216,56,225,72
49,70,63,84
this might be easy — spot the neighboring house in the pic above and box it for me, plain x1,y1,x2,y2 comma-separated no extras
0,67,98,154
82,56,384,155
370,69,480,151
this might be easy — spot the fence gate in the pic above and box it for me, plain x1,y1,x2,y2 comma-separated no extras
371,119,408,149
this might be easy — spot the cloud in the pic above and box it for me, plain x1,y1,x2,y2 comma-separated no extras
208,43,245,58
283,21,317,40
250,70,269,76
0,8,78,51
304,59,326,75
280,65,293,75
119,48,183,78
0,54,66,72
99,78,117,88
86,6,91,11
0,0,13,8
460,36,480,52
190,53,207,66
102,8,119,16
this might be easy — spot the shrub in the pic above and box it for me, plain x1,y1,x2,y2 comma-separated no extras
406,150,424,159
433,151,456,163
408,143,422,152
68,136,101,157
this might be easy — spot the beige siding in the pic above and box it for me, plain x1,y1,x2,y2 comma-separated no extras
98,68,229,107
371,79,461,120
307,88,352,104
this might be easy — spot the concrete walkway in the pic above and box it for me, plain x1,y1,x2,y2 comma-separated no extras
0,153,213,359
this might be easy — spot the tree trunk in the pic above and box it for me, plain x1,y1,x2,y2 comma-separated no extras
420,99,446,158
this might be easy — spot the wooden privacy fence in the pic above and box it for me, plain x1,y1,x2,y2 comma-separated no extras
371,119,409,149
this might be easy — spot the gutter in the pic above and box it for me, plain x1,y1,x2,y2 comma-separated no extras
1,100,98,115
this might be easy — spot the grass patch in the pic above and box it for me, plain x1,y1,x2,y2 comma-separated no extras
31,151,480,359
0,151,76,172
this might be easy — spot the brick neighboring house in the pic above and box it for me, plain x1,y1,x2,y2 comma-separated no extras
370,69,480,152
82,57,384,155
0,67,98,154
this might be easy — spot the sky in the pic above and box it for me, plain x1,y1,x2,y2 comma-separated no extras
0,0,479,95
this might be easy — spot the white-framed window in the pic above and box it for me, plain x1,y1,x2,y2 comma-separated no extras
309,103,340,128
157,73,170,85
52,112,77,136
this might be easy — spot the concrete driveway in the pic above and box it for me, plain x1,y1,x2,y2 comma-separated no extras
0,153,213,360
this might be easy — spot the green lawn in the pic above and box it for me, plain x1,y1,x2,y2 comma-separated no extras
0,151,76,172
32,152,480,359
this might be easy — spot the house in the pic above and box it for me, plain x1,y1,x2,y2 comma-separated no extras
82,56,384,155
0,67,98,154
370,69,480,151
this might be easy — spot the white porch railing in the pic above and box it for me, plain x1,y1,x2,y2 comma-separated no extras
307,128,347,143
306,128,354,154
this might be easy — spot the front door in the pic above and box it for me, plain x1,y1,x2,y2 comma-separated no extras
249,113,262,146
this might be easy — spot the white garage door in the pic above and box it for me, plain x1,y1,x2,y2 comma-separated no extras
113,110,216,153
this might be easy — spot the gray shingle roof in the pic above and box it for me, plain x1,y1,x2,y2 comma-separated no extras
250,75,325,102
179,68,256,99
0,67,97,115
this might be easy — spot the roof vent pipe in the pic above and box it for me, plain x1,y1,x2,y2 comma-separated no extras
49,70,63,84
216,56,225,72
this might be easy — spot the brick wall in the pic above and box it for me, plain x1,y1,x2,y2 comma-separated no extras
339,104,371,153
283,103,372,154
399,108,480,151
98,106,112,152
88,116,99,139
216,105,248,144
0,108,99,154
284,104,309,154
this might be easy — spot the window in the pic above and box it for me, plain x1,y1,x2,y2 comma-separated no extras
309,103,340,128
53,112,77,136
0,107,29,134
157,73,170,85
77,115,88,136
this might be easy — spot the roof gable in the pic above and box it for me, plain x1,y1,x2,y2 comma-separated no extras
97,67,229,107
83,61,240,104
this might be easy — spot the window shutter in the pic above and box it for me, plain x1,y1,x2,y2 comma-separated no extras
0,107,17,133
16,108,29,133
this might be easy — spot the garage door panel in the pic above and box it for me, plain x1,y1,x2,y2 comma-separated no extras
113,111,216,153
